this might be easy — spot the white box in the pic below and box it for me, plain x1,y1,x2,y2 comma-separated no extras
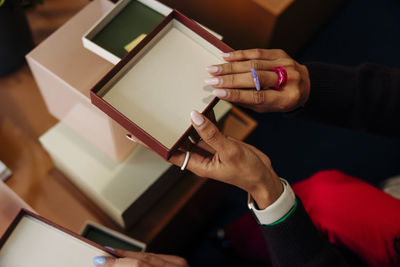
38,100,231,228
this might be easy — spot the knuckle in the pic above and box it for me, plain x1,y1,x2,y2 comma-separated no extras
236,50,245,58
249,60,262,70
229,89,241,102
177,258,189,267
225,62,233,73
276,49,288,57
257,72,267,87
289,71,301,81
229,74,235,86
277,99,293,111
281,58,295,68
252,90,265,105
253,48,263,58
289,89,301,103
203,126,219,144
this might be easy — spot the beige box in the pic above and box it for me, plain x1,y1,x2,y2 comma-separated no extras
26,0,136,162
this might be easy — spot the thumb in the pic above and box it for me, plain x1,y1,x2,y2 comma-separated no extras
190,110,230,153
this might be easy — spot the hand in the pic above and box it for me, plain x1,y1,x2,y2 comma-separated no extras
170,110,283,209
93,249,188,267
206,49,310,113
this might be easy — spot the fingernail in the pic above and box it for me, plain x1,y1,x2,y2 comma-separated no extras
105,246,115,251
204,77,221,86
221,52,231,58
93,256,106,266
191,110,205,126
212,89,227,98
206,65,221,73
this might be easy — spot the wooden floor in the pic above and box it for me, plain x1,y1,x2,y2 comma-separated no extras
0,0,117,233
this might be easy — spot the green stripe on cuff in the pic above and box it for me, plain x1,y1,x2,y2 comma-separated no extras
265,197,298,226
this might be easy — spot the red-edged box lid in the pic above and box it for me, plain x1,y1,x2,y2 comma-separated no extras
0,209,119,266
90,10,233,160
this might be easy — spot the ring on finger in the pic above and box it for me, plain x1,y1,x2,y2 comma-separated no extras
181,151,191,171
250,68,261,91
271,66,288,90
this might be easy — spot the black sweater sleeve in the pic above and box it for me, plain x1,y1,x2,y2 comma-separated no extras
293,63,400,138
261,199,349,267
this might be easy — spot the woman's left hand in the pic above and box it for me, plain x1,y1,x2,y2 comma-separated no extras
206,49,310,113
93,249,188,267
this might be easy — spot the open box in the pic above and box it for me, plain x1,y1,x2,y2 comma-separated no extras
91,10,233,159
83,0,171,64
83,0,222,65
0,209,118,266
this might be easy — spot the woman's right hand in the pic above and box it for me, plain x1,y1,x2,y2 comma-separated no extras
206,49,311,113
170,110,283,209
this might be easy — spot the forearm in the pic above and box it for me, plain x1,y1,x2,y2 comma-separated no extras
260,198,349,266
294,63,400,138
249,179,349,266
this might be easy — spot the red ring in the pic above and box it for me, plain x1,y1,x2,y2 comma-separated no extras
271,66,288,90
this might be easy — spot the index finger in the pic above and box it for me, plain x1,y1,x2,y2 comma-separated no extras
223,49,289,62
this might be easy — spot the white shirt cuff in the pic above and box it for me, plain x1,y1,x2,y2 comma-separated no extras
247,178,296,225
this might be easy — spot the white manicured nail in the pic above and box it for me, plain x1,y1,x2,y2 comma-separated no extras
212,89,227,98
205,77,221,86
221,52,231,58
191,110,205,126
206,65,221,73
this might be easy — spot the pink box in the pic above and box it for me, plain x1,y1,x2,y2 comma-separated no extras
26,0,136,162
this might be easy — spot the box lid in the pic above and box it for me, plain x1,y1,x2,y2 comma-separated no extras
0,209,119,266
91,10,233,159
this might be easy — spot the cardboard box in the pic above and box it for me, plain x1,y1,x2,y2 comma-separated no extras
0,209,118,266
157,0,345,54
26,0,136,163
91,10,233,159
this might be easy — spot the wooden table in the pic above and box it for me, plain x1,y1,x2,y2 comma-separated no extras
0,0,257,250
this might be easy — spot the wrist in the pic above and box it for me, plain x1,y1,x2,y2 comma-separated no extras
248,178,296,225
299,64,311,107
248,176,283,210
